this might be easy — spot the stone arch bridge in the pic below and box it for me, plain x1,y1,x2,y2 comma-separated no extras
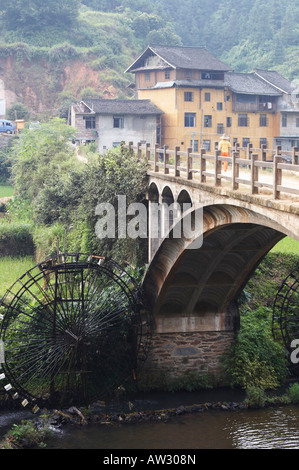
126,142,299,381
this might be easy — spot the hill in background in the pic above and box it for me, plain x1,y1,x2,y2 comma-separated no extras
0,0,298,119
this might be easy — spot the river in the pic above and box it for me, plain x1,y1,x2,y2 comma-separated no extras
44,405,299,450
1,389,298,450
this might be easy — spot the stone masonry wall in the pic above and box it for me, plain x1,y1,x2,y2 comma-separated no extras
144,330,235,383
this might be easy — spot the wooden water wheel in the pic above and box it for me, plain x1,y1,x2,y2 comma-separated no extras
0,253,151,410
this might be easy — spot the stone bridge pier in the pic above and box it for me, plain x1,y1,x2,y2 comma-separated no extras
142,172,299,383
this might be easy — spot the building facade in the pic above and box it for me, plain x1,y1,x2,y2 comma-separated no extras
70,98,163,153
126,45,298,154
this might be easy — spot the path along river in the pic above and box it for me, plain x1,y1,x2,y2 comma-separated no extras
1,389,299,449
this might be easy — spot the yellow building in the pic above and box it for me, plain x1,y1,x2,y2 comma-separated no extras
126,45,283,153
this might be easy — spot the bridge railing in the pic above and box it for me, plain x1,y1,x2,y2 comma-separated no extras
123,142,299,200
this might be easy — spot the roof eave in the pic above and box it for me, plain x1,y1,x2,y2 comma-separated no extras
125,45,175,73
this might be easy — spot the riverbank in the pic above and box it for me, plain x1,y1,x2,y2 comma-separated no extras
1,381,299,449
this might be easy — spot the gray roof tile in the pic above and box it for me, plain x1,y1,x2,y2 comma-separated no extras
254,69,294,94
126,45,231,72
224,72,282,96
81,99,163,115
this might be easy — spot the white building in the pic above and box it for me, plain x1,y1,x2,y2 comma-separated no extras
254,70,299,156
70,98,163,153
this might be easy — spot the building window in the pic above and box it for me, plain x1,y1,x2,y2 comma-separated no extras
238,113,248,127
217,123,224,134
185,70,192,79
260,114,268,127
226,117,232,127
217,102,223,111
113,142,121,148
242,138,250,148
190,139,198,152
113,115,124,128
185,113,196,127
184,92,193,102
145,72,150,81
204,115,212,127
260,138,267,148
282,113,287,127
84,116,96,129
203,140,211,151
165,71,170,79
296,118,299,127
205,93,210,102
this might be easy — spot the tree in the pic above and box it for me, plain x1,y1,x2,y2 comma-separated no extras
132,13,164,38
7,103,30,121
81,0,123,11
33,144,148,265
0,0,80,29
11,118,79,201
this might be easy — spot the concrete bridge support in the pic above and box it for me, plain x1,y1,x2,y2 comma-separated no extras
142,174,299,383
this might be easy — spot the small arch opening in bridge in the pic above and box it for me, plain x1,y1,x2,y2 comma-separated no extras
161,186,176,237
177,189,192,213
161,185,174,205
148,182,159,204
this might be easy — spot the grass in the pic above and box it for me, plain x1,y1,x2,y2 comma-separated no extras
0,184,14,198
271,237,299,255
0,256,35,297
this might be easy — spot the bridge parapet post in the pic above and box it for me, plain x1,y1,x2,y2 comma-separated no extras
232,150,239,190
251,153,259,195
154,143,159,172
247,142,253,159
174,146,180,177
261,144,267,162
215,149,221,186
145,142,151,162
163,145,169,175
187,147,192,180
292,147,298,165
200,148,206,183
273,153,282,200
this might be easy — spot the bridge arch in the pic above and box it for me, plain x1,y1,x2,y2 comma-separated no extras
177,189,192,210
148,182,159,203
142,201,299,379
143,202,298,333
161,185,174,205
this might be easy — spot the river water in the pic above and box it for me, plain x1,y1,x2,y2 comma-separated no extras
1,389,299,449
44,405,299,450
2,389,298,450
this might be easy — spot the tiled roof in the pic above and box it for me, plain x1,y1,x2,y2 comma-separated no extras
224,72,282,96
80,99,163,115
254,69,294,94
126,45,231,73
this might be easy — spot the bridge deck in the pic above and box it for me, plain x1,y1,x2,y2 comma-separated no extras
124,141,299,207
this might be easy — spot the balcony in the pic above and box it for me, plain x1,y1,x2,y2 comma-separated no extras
232,101,277,113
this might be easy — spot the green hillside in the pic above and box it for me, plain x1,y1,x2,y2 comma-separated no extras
0,0,297,118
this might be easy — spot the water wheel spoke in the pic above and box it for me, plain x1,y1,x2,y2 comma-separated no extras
0,253,152,407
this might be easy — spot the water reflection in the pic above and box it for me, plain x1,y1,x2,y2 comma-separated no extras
226,408,299,449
